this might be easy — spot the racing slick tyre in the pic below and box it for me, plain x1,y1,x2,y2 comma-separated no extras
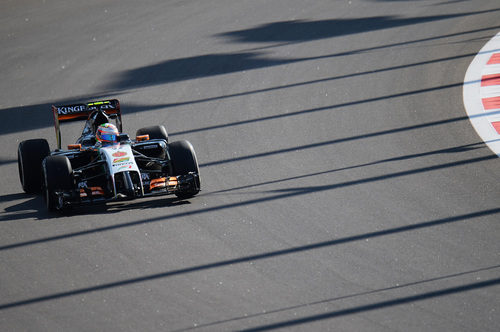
17,139,50,194
168,140,200,199
136,125,168,142
135,125,168,170
42,155,74,211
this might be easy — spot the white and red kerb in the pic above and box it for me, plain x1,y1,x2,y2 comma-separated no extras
480,52,500,134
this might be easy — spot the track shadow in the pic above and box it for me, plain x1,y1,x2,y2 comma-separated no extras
105,52,292,91
0,207,498,310
266,154,497,196
197,109,478,168
104,10,499,92
0,193,28,204
172,265,500,331
0,194,54,221
0,158,16,166
216,10,499,44
63,196,191,217
0,193,192,222
209,142,485,194
240,277,500,331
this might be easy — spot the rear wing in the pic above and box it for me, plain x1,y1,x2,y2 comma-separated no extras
52,99,122,149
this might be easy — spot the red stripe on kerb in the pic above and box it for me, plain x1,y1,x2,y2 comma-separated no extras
482,96,500,110
487,53,500,64
491,122,500,134
481,74,500,86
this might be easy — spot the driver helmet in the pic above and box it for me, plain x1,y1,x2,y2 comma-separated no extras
91,111,110,133
96,123,119,145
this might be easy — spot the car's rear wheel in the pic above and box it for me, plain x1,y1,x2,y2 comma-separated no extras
168,140,200,199
136,125,168,141
18,139,50,193
42,155,73,211
135,125,169,170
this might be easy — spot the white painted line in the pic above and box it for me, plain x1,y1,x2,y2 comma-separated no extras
463,32,500,156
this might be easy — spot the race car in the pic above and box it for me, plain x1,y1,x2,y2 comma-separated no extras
17,99,200,211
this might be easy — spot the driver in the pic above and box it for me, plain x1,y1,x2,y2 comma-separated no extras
95,123,120,147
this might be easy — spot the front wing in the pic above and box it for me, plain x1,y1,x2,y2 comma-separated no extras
52,173,199,209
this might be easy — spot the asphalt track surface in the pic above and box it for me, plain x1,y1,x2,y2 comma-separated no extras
1,1,499,331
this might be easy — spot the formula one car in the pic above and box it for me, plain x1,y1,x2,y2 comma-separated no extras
17,99,200,211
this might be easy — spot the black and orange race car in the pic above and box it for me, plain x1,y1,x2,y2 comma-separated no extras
17,99,200,211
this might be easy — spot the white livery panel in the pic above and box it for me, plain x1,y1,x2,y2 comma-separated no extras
100,144,140,175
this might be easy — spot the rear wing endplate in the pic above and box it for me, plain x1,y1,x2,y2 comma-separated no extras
52,99,122,149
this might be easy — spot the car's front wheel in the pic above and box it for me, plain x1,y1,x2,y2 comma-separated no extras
168,140,200,199
42,155,74,211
